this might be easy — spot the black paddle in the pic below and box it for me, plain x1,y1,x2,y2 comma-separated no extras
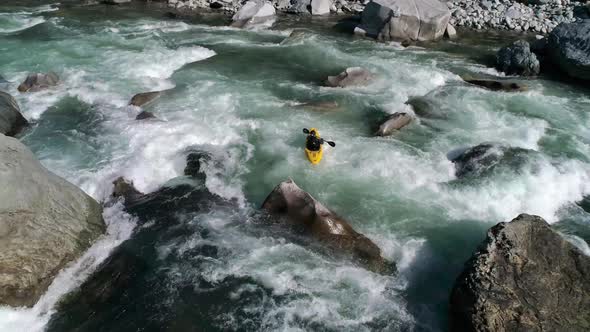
303,128,336,147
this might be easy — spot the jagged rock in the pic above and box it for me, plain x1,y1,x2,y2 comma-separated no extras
463,78,527,92
287,0,312,14
445,23,457,39
261,179,395,274
324,67,373,87
0,91,28,136
17,72,59,93
449,143,532,178
231,0,276,29
129,91,162,107
135,111,156,120
375,112,413,136
0,134,105,307
450,214,590,332
183,151,209,178
546,19,590,81
311,0,330,15
496,40,540,76
359,0,451,41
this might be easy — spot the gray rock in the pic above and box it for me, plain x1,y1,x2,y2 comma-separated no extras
129,91,162,107
450,214,590,332
288,0,311,13
546,19,590,81
135,111,156,120
0,134,105,307
0,91,28,137
445,23,458,39
231,0,276,29
359,0,451,41
375,112,413,136
324,67,373,87
496,40,540,76
262,179,395,274
17,72,59,93
311,0,330,15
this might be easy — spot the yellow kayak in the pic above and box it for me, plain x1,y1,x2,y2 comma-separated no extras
305,128,323,165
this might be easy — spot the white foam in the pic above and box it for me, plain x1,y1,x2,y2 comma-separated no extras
0,15,46,33
0,203,136,332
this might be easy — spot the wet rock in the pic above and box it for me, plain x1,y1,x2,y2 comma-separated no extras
231,0,276,29
445,23,457,40
0,134,105,307
546,19,590,81
17,72,59,93
449,143,532,178
496,40,540,76
102,0,130,4
450,214,590,332
324,67,373,88
129,91,162,107
311,0,330,15
184,151,210,178
359,0,451,41
0,91,28,137
135,111,156,120
262,179,395,274
375,112,413,136
287,0,312,14
463,78,527,92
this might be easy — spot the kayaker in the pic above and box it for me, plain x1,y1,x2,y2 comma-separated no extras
305,129,323,151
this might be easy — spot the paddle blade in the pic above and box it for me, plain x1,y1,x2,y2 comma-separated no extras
327,141,335,147
303,128,309,134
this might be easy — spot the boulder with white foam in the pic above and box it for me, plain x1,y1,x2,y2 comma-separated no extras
231,0,276,29
17,72,59,93
359,0,451,41
311,0,331,15
324,67,374,87
262,179,395,274
0,134,106,307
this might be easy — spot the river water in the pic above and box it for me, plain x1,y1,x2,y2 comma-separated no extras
1,1,590,331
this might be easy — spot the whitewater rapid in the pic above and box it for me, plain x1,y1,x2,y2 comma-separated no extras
0,2,589,331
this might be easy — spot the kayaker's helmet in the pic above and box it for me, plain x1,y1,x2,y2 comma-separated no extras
310,129,317,136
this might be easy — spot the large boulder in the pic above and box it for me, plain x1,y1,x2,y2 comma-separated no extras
17,72,59,93
311,0,331,15
496,40,540,76
375,112,412,136
450,214,590,332
546,19,590,81
261,179,395,274
449,143,532,178
0,91,28,137
359,0,451,41
324,67,373,87
0,134,106,307
231,0,276,29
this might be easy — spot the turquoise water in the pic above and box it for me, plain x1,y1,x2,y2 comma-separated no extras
1,1,590,331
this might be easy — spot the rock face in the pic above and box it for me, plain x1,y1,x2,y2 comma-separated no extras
261,179,395,274
546,20,590,81
17,72,59,93
359,0,451,41
450,214,590,332
496,40,540,76
231,0,276,29
129,91,162,107
0,134,106,307
463,78,527,92
311,0,331,15
0,91,28,137
324,67,373,87
375,112,412,136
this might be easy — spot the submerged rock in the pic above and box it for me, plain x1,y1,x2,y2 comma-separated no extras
496,40,540,76
0,91,28,136
324,67,373,87
463,78,527,92
450,214,590,332
546,20,590,81
300,100,340,112
359,0,451,41
129,91,162,107
17,72,59,93
135,111,156,120
262,179,395,274
375,112,413,136
231,0,276,29
449,143,532,178
0,134,105,307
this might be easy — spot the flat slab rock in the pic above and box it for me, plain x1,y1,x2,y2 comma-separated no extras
450,214,590,332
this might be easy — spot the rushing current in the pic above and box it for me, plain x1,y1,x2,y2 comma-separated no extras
1,1,590,331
